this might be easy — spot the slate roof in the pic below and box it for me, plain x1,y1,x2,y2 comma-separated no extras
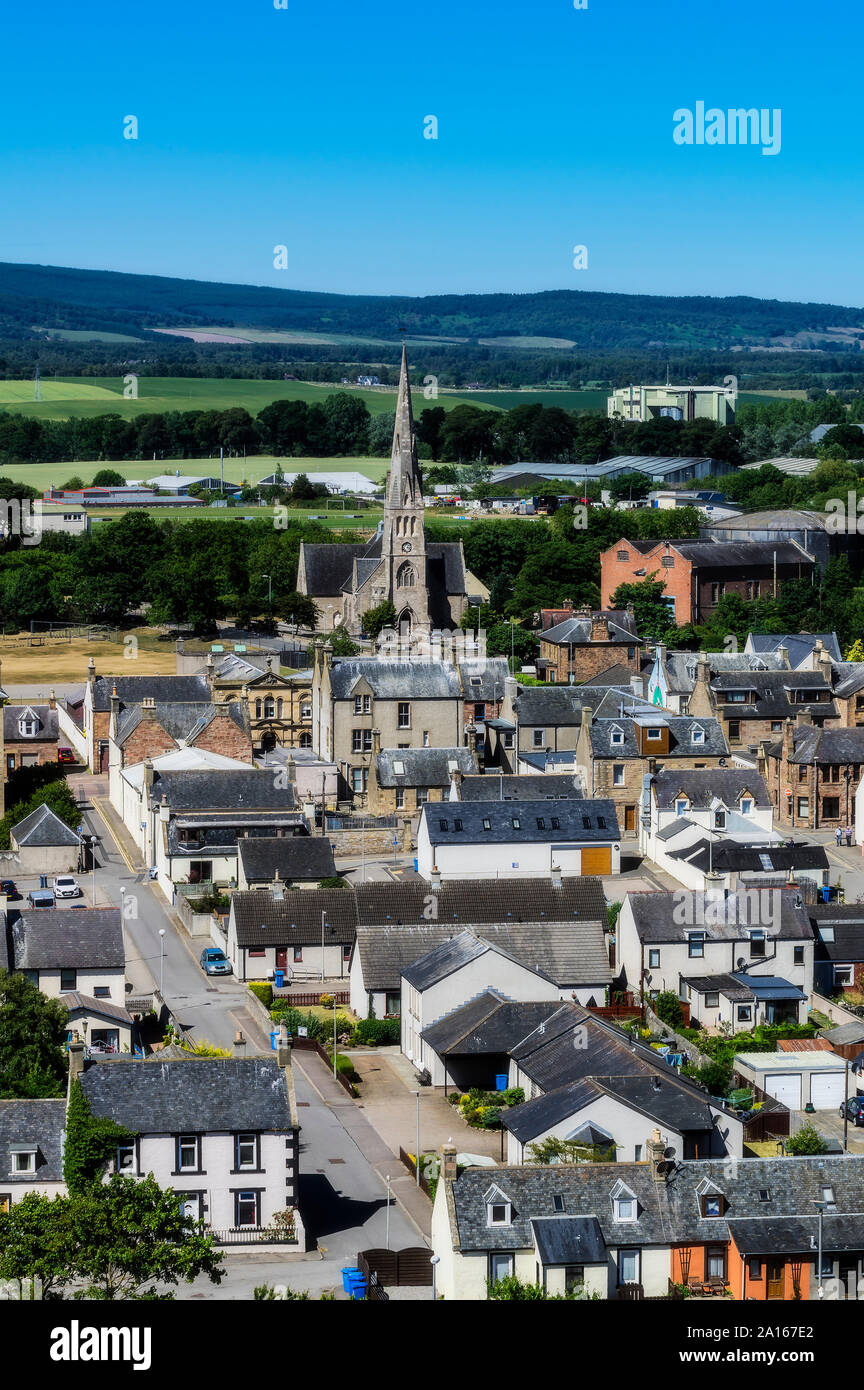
540,611,640,646
3,705,59,741
579,663,642,688
421,798,619,844
459,658,511,701
328,659,463,701
402,932,527,990
90,674,211,713
511,686,584,727
10,909,124,970
509,1003,683,1092
149,769,297,811
670,839,829,875
419,992,562,1055
727,1215,864,1256
237,836,336,883
709,670,835,720
60,991,133,1024
831,662,864,699
447,1155,864,1254
79,1057,296,1133
625,890,813,943
459,773,584,801
503,1071,716,1144
301,538,466,609
11,803,80,847
232,887,357,945
650,769,771,810
660,650,788,697
810,906,864,961
746,632,841,666
773,726,864,765
115,701,249,747
590,715,728,759
672,540,814,569
376,747,475,788
530,1216,607,1266
0,1100,66,1184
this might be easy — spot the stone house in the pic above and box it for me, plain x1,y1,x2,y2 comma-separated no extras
10,803,81,875
4,699,59,771
108,693,252,773
762,721,864,831
537,607,640,685
369,744,477,815
82,664,215,772
201,651,313,752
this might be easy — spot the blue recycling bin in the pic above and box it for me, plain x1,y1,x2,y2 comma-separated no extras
495,1073,508,1091
274,969,285,988
413,858,418,872
270,1030,279,1052
341,1266,362,1293
821,885,831,903
347,1276,367,1300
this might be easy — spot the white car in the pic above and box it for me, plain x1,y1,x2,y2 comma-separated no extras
53,875,82,899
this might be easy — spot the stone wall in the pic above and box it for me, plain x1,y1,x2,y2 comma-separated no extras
328,817,414,858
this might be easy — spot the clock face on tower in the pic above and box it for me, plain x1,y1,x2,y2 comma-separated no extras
401,541,412,552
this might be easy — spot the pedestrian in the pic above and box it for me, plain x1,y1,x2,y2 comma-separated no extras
847,825,854,848
836,827,843,847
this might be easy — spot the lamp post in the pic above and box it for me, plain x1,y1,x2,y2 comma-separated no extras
321,912,326,984
333,994,338,1078
262,572,272,623
158,929,166,997
411,1090,421,1185
813,1199,828,1297
385,1174,392,1250
430,1254,440,1301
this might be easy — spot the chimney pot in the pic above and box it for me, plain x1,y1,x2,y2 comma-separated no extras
441,1142,457,1182
68,1040,86,1082
276,1023,293,1067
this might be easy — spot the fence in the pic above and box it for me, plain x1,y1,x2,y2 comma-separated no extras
290,1035,356,1095
398,1147,436,1200
209,1227,298,1247
357,1247,433,1288
275,989,350,1008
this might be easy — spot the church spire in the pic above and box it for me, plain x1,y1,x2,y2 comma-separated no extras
388,343,420,509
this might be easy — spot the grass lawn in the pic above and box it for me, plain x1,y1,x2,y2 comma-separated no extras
0,627,178,684
0,455,390,492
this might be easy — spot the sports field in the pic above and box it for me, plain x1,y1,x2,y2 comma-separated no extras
0,456,390,493
0,629,178,683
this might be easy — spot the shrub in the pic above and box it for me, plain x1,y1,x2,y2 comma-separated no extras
334,1054,359,1082
446,1091,461,1105
655,991,684,1030
319,994,335,1009
785,1121,828,1156
502,1087,524,1107
248,982,273,1009
691,1059,733,1097
353,1017,400,1047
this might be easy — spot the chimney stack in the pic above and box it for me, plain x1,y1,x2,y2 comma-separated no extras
48,688,56,711
68,1040,86,1084
441,1142,457,1182
777,644,789,668
233,1030,247,1057
648,1127,667,1182
276,1022,293,1067
87,657,96,688
551,864,562,887
430,867,442,891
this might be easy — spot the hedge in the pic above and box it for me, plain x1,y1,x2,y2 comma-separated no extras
248,982,273,1009
354,1018,400,1046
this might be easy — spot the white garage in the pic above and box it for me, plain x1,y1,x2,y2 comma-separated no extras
734,1052,848,1111
764,1072,802,1110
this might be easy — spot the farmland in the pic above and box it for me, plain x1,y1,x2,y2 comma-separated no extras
0,455,390,493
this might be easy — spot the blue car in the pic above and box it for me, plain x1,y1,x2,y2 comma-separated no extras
200,947,232,976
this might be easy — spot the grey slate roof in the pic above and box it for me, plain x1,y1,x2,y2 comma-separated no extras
329,658,463,701
775,726,864,766
459,658,511,701
530,1216,607,1266
626,889,813,943
660,650,787,698
11,802,80,847
810,906,864,962
115,701,248,747
503,1071,716,1144
590,715,728,759
541,611,640,646
80,1057,296,1133
3,705,58,741
149,769,297,811
91,674,211,713
448,1155,864,1254
421,798,619,845
672,839,829,875
60,991,133,1024
419,992,562,1055
376,747,475,788
650,769,771,810
727,1214,864,1256
512,686,584,726
673,540,814,568
0,1099,66,1184
237,836,336,883
709,669,835,720
459,773,584,801
746,632,841,666
232,887,357,946
10,909,124,970
402,932,517,989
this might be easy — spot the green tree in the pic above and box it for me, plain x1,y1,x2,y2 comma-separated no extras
278,591,319,629
0,1191,75,1299
90,469,126,487
655,990,684,1030
609,578,676,643
0,969,68,1098
785,1121,828,1156
63,1078,132,1193
327,628,360,656
361,600,397,640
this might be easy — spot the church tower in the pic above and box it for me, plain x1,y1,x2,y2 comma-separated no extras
379,344,429,634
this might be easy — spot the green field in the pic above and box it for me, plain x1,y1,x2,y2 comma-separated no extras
447,389,609,411
0,455,391,493
0,379,124,404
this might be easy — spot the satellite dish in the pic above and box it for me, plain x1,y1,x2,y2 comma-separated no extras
736,957,746,970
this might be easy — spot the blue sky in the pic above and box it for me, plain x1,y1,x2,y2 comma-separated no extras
0,0,861,305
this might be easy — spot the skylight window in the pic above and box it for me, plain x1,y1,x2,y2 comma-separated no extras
392,760,405,776
758,853,773,872
482,818,491,831
439,820,448,832
512,818,521,829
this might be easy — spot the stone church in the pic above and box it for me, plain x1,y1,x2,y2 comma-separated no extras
297,346,469,637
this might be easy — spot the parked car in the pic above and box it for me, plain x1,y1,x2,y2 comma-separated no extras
200,947,232,976
57,747,76,764
840,1096,864,1126
53,875,82,899
27,890,55,909
0,879,20,900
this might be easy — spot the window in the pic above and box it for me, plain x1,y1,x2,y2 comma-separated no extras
395,788,405,810
300,704,311,720
439,819,449,832
705,992,720,1008
648,949,660,968
691,726,705,745
235,1190,260,1228
707,1246,726,1279
634,1144,643,1162
60,969,77,992
353,695,371,715
263,698,275,719
550,817,560,829
646,727,662,741
749,930,766,958
553,1194,565,1213
248,948,265,958
511,817,521,830
613,764,625,786
532,729,545,748
771,721,783,733
397,702,411,728
422,730,430,747
748,1257,762,1281
488,1202,510,1226
343,944,351,961
728,719,740,742
93,986,111,999
11,1149,36,1174
797,797,809,818
116,1142,136,1173
675,799,688,816
482,818,491,830
618,1249,640,1285
417,789,429,805
293,947,303,963
794,946,804,966
565,1265,584,1291
489,1252,514,1283
597,815,606,829
536,817,546,830
740,798,753,815
737,1005,752,1023
711,582,725,603
235,1133,258,1170
822,797,840,820
701,1194,723,1218
661,555,674,568
610,726,624,746
688,933,705,958
351,729,372,753
176,1135,200,1172
350,767,368,794
582,816,591,829
834,965,853,987
503,732,515,749
617,550,629,561
713,810,726,829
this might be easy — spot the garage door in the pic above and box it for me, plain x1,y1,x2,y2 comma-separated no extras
764,1073,802,1109
810,1072,844,1110
581,847,612,875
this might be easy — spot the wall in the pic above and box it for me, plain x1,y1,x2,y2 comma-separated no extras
327,818,413,858
416,825,619,880
35,965,126,1005
57,704,88,763
14,843,79,875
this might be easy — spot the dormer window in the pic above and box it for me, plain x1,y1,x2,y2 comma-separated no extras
9,1146,36,1175
610,725,624,746
485,1185,512,1226
740,798,753,815
691,725,705,745
675,799,689,816
696,1178,725,1217
713,810,726,829
611,1179,638,1222
646,727,662,741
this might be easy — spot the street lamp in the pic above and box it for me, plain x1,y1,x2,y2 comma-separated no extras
385,1174,392,1250
813,1200,828,1297
410,1090,421,1186
333,994,338,1079
158,929,166,997
430,1254,440,1301
261,572,272,622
